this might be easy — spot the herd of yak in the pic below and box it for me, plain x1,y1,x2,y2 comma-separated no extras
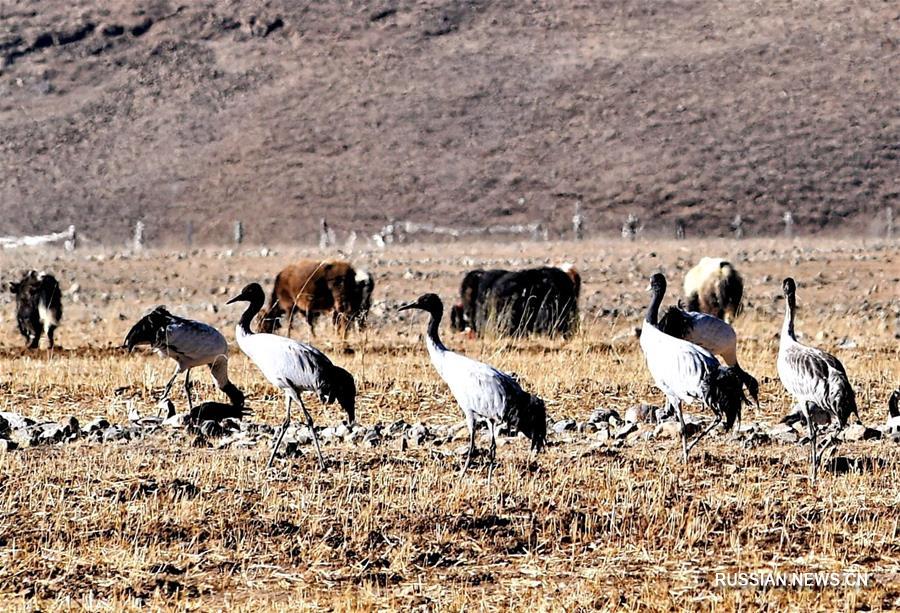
6,256,738,349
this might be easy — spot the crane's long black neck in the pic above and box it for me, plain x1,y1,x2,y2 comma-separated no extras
782,290,796,339
239,295,265,336
426,306,446,351
645,287,664,326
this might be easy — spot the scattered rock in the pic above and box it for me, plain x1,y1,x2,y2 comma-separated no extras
387,419,409,436
102,426,125,442
653,421,681,440
0,412,34,431
588,407,621,426
33,422,65,444
552,419,577,433
406,424,430,445
625,403,662,424
840,424,882,442
363,430,382,447
84,417,110,433
199,420,225,438
61,416,79,437
769,423,799,444
614,422,638,440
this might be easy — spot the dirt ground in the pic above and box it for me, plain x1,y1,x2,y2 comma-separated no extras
0,237,896,609
2,0,898,243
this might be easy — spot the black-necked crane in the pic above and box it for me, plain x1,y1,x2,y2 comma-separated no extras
640,273,745,462
226,283,356,470
398,293,546,478
658,305,760,407
124,306,244,412
777,277,860,482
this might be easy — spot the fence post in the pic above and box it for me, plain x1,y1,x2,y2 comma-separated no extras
186,221,194,247
234,221,244,245
731,214,744,239
345,230,357,253
675,219,685,240
622,214,639,241
887,206,894,240
783,211,794,238
319,218,330,249
133,221,145,252
572,202,584,240
64,225,77,251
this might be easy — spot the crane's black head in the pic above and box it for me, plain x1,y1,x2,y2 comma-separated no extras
398,293,443,317
710,367,745,430
517,394,547,453
782,277,797,297
326,366,356,424
782,277,797,310
123,306,172,351
647,273,667,294
226,283,266,306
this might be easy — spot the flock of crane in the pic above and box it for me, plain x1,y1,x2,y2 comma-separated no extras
118,256,887,484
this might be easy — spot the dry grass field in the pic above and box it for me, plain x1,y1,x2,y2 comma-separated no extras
0,237,897,610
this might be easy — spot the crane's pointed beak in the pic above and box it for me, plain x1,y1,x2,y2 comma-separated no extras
397,301,418,312
225,293,245,305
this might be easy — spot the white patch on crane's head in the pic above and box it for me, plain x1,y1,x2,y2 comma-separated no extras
355,269,372,283
559,262,575,272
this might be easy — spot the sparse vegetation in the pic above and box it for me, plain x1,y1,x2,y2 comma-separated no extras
0,237,897,609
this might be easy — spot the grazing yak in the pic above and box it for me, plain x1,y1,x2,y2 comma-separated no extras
450,264,581,338
9,270,63,349
683,257,743,323
260,259,373,337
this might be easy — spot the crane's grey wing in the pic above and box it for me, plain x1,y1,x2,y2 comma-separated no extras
779,345,830,400
644,331,716,404
685,314,736,357
158,320,227,361
282,341,337,392
439,351,522,422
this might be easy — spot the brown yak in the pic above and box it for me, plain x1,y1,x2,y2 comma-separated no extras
260,259,370,337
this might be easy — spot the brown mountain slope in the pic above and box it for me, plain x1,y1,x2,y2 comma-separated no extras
1,0,897,245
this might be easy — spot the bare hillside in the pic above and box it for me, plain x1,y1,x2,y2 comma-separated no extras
1,0,897,244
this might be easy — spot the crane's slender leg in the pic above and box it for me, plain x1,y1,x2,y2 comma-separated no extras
297,395,326,471
813,426,840,480
672,399,690,463
808,416,817,483
460,413,477,477
183,368,194,411
685,415,722,457
487,422,498,486
268,392,292,469
157,366,181,417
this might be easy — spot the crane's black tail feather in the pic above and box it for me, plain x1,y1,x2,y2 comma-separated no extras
508,391,547,452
